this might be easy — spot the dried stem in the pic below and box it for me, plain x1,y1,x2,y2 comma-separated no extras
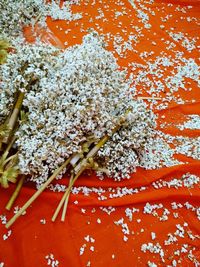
5,155,73,228
69,139,95,167
5,175,25,210
53,118,126,222
74,119,124,175
0,136,18,188
0,135,16,163
137,96,162,100
6,112,129,227
61,192,70,222
3,153,18,167
3,91,25,144
51,174,74,222
52,139,99,222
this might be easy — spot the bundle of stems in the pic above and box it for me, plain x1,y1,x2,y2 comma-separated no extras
0,40,30,209
0,94,25,208
0,89,28,194
6,113,127,228
0,37,49,211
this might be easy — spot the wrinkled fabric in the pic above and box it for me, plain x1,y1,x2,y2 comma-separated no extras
0,0,200,266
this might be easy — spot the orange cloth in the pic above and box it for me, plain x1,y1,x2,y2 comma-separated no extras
0,0,200,266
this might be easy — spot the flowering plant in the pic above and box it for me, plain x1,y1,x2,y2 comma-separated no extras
0,1,156,228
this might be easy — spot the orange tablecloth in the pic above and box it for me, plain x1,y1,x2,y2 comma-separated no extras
0,0,200,266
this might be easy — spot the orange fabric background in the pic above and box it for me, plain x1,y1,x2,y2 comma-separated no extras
0,0,200,266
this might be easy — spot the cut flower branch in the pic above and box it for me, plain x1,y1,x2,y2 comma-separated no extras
1,32,158,228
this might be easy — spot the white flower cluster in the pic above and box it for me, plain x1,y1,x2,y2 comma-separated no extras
0,41,59,124
0,0,81,39
1,33,156,185
175,137,200,160
96,101,156,180
141,242,165,262
178,115,200,130
0,0,45,37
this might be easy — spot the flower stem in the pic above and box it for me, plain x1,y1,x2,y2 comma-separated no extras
74,121,123,175
5,112,129,227
137,96,162,100
5,175,25,211
61,192,70,222
51,174,74,222
3,91,24,144
0,135,16,164
52,120,126,222
5,155,73,228
3,153,18,167
52,164,85,222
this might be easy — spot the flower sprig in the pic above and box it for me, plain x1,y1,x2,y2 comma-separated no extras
6,110,130,228
1,33,156,228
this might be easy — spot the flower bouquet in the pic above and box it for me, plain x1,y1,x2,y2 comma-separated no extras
0,0,156,229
